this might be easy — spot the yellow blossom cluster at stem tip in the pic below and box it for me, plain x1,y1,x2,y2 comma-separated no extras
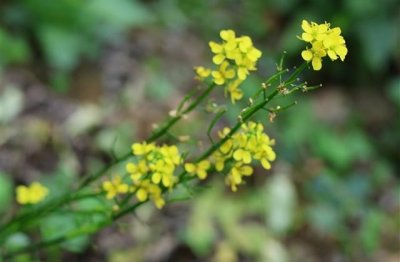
299,20,348,70
212,121,276,192
16,182,49,205
194,29,262,103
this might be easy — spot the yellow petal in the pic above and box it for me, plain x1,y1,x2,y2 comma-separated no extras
209,41,223,53
184,163,196,173
199,160,210,170
118,184,129,193
220,30,235,41
225,69,236,79
335,45,348,61
233,149,243,161
312,57,322,70
327,50,338,60
301,33,313,42
301,20,312,33
261,158,271,170
241,166,253,176
237,67,247,80
16,186,29,204
152,173,161,184
301,50,313,61
197,170,207,180
162,175,171,187
126,163,137,173
136,188,148,201
247,48,262,61
154,196,165,209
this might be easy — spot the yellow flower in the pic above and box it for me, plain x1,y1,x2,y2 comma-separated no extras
126,160,148,181
300,20,347,70
197,29,262,103
102,175,129,199
133,179,165,209
194,66,211,80
212,151,227,171
301,41,327,70
233,148,252,164
16,182,49,205
323,28,348,61
212,61,236,85
185,160,211,180
127,143,181,189
132,142,155,155
212,121,276,191
226,79,244,104
226,164,253,192
301,20,329,42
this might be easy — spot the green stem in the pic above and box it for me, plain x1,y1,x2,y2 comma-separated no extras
2,201,146,259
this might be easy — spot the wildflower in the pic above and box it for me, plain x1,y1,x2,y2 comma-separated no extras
185,160,211,180
133,179,165,209
225,163,253,192
194,66,211,80
323,28,348,61
102,175,129,199
226,79,244,104
198,29,262,103
16,182,49,205
126,160,148,181
299,20,347,70
300,20,329,42
132,142,155,155
125,142,182,208
211,121,276,191
212,61,235,85
301,41,327,70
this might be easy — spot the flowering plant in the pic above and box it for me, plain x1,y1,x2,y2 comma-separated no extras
0,20,347,259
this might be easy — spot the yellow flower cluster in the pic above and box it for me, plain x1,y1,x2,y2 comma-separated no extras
16,182,49,205
300,20,348,70
212,121,276,192
195,29,262,103
126,142,181,209
101,142,181,209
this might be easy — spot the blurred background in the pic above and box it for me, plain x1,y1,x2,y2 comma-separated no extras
0,0,399,261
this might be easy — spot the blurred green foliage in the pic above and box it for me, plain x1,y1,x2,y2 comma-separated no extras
0,0,152,90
